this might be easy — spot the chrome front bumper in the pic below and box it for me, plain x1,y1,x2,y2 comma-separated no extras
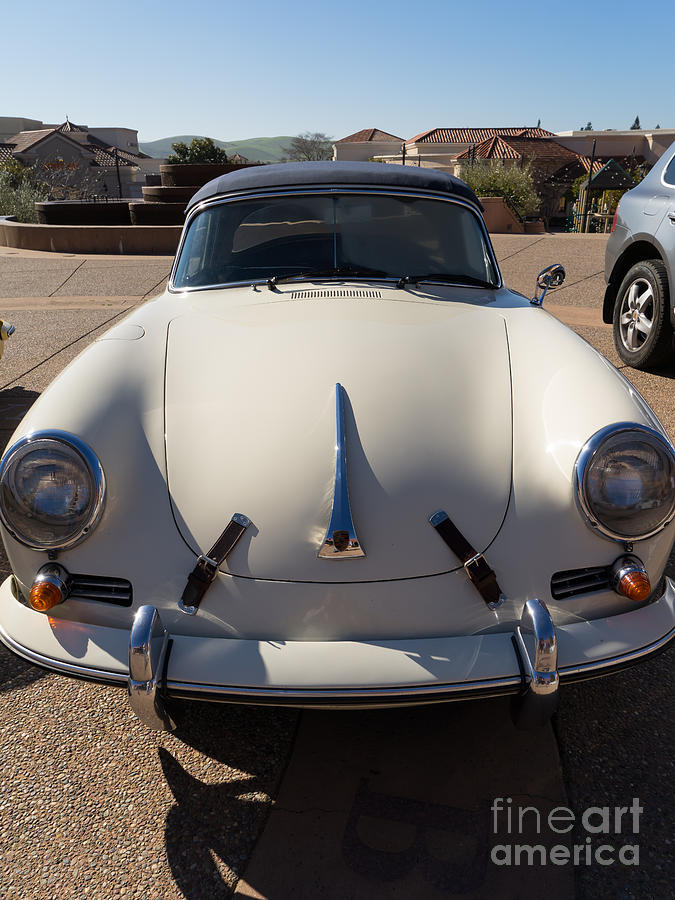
127,598,587,731
128,597,562,731
1,576,673,731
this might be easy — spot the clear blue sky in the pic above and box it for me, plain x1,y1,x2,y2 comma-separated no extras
4,0,674,142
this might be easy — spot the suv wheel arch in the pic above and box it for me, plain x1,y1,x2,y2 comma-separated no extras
603,241,667,323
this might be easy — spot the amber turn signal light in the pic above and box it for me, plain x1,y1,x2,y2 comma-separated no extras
611,556,651,603
28,564,71,612
616,570,651,603
29,581,64,611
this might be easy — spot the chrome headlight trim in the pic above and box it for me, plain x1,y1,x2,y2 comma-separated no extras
574,422,675,542
0,430,106,550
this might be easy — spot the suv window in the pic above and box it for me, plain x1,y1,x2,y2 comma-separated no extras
663,152,675,187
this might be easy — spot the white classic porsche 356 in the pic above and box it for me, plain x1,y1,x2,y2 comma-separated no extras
0,162,673,731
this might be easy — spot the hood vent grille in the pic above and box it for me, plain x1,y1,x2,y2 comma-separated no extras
550,566,610,600
70,574,133,607
290,289,382,300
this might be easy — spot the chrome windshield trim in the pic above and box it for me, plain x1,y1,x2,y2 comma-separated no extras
170,275,497,295
168,187,502,293
318,383,365,559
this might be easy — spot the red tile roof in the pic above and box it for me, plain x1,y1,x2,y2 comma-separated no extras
456,135,521,160
336,128,404,143
456,135,579,162
408,127,555,145
7,128,56,154
86,134,141,166
7,123,143,168
88,145,134,167
56,120,88,133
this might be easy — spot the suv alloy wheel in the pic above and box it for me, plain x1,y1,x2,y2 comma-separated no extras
613,259,672,369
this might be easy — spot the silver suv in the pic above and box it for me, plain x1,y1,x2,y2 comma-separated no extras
604,141,675,368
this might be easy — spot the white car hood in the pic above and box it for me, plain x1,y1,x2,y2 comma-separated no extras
164,290,512,582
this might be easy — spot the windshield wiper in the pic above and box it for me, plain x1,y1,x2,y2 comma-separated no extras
267,265,390,290
396,273,495,290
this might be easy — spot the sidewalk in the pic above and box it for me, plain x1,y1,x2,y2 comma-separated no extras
0,245,173,301
234,703,574,899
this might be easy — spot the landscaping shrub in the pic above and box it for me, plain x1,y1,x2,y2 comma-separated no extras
459,160,540,217
0,162,49,223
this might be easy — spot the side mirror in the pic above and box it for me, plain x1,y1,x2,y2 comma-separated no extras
531,264,565,306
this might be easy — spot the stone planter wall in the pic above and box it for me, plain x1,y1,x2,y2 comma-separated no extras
159,162,258,187
36,200,131,226
129,202,186,226
478,197,525,234
137,161,262,226
140,186,196,204
0,218,180,254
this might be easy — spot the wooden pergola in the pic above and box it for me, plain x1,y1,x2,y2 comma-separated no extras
576,159,636,232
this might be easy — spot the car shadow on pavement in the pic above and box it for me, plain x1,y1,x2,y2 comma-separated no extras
0,525,45,696
0,645,44,694
0,385,40,436
159,701,297,899
0,387,43,694
554,643,674,900
631,359,675,380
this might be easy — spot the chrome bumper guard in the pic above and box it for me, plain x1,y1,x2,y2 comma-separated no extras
126,598,561,732
511,598,560,729
128,605,176,731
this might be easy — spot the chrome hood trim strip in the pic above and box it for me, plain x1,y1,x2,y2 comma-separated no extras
318,383,366,559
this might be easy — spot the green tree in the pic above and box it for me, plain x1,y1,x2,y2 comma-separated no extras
282,132,333,161
630,116,641,130
167,137,229,164
580,122,594,131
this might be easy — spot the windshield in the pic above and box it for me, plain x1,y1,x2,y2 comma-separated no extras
172,193,499,289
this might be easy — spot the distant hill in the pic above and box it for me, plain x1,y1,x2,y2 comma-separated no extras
139,135,295,163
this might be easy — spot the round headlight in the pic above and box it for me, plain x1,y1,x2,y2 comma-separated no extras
0,431,105,550
575,423,675,541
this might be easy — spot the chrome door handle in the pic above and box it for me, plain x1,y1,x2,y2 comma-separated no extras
668,212,675,222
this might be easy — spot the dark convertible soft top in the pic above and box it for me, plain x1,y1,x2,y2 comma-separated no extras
186,161,482,212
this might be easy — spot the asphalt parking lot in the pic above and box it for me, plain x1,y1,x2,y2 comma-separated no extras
0,238,672,899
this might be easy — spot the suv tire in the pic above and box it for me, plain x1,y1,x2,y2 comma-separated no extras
612,259,672,369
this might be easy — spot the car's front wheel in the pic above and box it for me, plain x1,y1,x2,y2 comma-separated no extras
613,260,672,369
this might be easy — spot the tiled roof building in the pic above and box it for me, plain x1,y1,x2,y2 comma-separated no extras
7,129,56,155
456,135,579,163
408,126,554,144
333,128,404,161
4,120,161,198
335,128,404,143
